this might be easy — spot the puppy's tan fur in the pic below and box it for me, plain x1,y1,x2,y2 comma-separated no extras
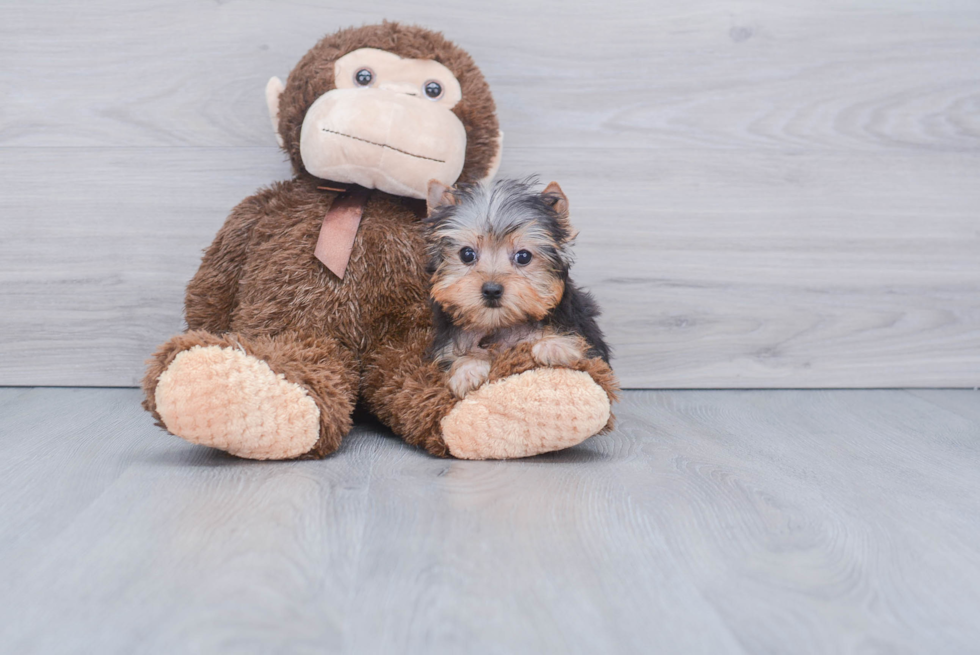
430,227,566,332
426,179,595,398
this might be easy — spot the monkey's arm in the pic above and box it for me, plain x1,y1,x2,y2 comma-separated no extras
184,194,267,333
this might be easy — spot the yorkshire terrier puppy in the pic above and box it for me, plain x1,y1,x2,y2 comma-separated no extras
425,177,610,398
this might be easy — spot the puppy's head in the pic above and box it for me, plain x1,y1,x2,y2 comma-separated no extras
425,177,576,331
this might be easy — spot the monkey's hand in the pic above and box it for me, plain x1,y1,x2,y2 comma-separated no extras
531,334,586,368
448,355,492,398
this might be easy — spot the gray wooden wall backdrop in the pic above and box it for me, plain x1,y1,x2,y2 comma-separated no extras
1,0,978,388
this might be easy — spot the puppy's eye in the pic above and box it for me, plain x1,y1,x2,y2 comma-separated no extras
424,80,443,99
514,250,532,266
459,247,477,264
354,68,373,86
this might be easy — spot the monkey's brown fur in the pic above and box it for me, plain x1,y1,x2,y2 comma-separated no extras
142,22,617,458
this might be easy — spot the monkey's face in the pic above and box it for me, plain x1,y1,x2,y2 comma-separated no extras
274,48,469,199
268,24,502,198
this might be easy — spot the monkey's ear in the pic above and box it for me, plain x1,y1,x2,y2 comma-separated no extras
542,181,569,217
478,131,504,186
265,76,286,148
427,179,457,215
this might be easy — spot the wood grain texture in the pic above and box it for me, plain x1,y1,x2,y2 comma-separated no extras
1,0,979,387
2,388,979,653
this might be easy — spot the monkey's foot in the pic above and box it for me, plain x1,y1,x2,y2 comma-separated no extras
154,345,320,460
440,368,610,460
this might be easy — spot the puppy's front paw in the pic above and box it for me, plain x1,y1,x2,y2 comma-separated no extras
532,335,585,368
448,357,492,398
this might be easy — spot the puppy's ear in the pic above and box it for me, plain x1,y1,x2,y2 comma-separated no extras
542,181,578,242
427,179,457,216
541,181,569,217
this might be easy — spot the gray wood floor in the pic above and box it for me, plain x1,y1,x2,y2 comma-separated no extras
2,388,979,654
2,1,979,388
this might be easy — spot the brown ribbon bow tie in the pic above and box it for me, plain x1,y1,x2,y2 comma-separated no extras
314,185,369,279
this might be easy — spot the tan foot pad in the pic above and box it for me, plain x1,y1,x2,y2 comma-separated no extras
155,345,320,460
441,368,611,460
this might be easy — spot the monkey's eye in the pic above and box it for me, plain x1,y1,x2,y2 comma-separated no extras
424,80,443,99
354,68,373,86
514,250,532,266
459,247,477,264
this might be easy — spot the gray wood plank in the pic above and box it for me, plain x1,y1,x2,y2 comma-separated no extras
2,0,978,152
0,147,289,385
1,147,977,387
0,388,380,654
1,0,979,387
907,388,980,423
2,388,980,653
342,440,745,654
611,390,980,653
0,388,150,570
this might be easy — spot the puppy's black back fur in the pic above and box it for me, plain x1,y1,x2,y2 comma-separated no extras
545,277,611,363
428,300,462,368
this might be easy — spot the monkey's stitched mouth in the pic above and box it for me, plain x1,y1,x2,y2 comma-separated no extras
321,128,446,163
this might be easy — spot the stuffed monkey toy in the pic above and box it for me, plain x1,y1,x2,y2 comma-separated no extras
142,22,618,460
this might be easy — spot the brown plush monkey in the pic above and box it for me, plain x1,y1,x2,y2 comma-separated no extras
141,22,618,460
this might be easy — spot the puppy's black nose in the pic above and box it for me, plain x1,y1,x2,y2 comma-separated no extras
481,281,504,301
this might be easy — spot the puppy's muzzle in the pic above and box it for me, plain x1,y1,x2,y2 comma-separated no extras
481,281,503,307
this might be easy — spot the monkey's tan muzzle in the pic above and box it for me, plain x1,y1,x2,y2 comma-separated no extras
299,88,467,199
